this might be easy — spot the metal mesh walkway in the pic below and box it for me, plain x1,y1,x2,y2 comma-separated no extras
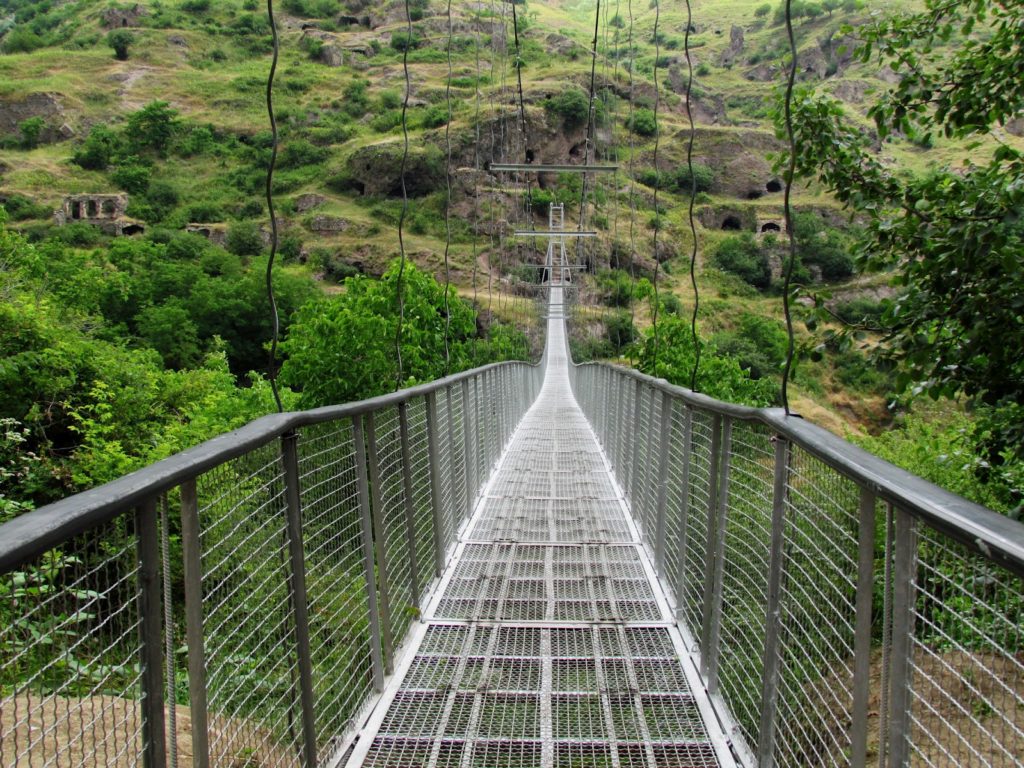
345,287,734,768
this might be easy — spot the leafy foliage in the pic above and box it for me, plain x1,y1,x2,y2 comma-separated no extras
635,316,778,407
282,261,478,407
779,0,1024,459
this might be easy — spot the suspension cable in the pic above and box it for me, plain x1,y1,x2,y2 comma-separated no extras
510,0,532,213
470,5,483,365
577,0,602,269
684,0,701,392
264,0,283,412
394,0,413,390
442,0,454,376
781,0,799,414
626,0,638,365
649,0,663,372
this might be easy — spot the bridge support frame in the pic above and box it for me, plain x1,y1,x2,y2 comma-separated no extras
282,430,321,765
756,436,791,766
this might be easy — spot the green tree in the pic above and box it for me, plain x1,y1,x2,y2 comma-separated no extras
72,125,120,170
636,316,777,406
106,29,133,61
282,261,478,407
18,117,45,149
781,0,1024,459
125,101,180,157
544,89,590,131
628,108,657,137
711,233,771,289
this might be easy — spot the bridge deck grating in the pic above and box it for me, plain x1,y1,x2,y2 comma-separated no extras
347,287,729,768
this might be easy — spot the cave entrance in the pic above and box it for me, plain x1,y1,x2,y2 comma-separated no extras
721,216,742,231
746,190,764,200
761,222,781,233
766,179,783,193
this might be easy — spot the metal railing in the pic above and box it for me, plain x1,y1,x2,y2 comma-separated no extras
0,360,543,768
569,361,1024,767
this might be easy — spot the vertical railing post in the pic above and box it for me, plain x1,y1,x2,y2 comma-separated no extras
474,375,484,486
445,386,459,531
888,509,918,767
180,480,210,768
352,417,386,692
627,379,643,509
425,391,447,576
397,402,422,611
851,487,878,767
674,407,693,622
700,415,730,693
616,373,629,485
653,391,673,578
365,412,395,674
281,431,320,765
462,379,475,518
136,497,167,768
756,436,790,766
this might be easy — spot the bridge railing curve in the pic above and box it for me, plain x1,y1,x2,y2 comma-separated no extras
0,359,544,768
569,360,1024,767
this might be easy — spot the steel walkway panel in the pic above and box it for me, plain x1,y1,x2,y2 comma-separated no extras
345,286,734,768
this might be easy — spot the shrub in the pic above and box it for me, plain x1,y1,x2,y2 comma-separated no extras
674,163,714,193
16,117,45,149
1,194,50,221
628,108,657,136
2,28,45,53
278,139,328,169
544,89,590,131
226,221,264,257
107,30,133,61
111,161,152,195
711,233,771,289
606,312,637,352
390,31,422,52
73,125,119,170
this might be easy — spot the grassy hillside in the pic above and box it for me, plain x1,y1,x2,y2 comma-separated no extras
1,0,1019,439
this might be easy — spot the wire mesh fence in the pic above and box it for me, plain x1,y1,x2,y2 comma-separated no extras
570,361,1024,768
0,361,540,768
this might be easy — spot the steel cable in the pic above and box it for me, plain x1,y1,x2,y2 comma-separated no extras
265,0,283,412
684,0,701,392
781,0,799,414
442,0,454,376
650,0,663,372
394,0,414,390
626,0,638,365
576,0,602,270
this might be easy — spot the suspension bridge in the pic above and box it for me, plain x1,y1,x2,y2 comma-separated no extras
1,0,1023,765
1,198,1023,768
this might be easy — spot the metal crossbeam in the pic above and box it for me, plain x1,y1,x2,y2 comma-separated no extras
514,230,597,238
490,163,618,173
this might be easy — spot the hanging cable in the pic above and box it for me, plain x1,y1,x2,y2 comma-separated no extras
684,0,701,392
264,0,283,412
649,0,663,372
576,0,602,270
470,6,483,365
441,0,454,376
394,0,413,390
626,0,638,365
510,1,532,213
781,0,799,414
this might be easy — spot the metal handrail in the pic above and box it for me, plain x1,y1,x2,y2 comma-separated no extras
567,354,1024,767
0,360,535,574
572,361,1024,580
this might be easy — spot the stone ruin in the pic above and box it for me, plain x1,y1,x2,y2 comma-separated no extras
55,194,144,236
757,215,786,236
101,4,149,29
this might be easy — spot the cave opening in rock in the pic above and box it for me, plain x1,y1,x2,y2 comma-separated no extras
721,216,742,231
746,190,764,200
761,222,781,233
766,179,783,193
